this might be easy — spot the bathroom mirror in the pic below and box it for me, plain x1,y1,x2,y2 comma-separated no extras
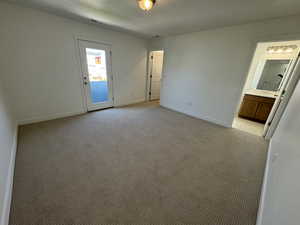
255,59,290,92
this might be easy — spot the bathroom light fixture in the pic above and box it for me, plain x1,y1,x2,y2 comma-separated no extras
267,45,298,54
137,0,156,11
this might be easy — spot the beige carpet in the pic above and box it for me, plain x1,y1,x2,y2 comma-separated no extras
10,102,268,225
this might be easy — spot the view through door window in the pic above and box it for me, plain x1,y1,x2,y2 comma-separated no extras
86,48,108,103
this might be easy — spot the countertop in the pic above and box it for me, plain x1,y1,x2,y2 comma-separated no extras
244,89,277,99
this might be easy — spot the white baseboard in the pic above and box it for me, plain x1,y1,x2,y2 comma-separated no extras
1,127,18,225
18,110,86,125
17,98,149,125
161,104,232,128
115,98,146,107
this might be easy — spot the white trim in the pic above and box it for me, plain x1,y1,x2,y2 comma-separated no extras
146,51,153,101
264,56,300,139
18,110,85,125
145,50,150,101
114,98,146,107
74,35,113,47
256,141,273,225
73,36,88,113
17,99,149,125
161,104,232,128
1,126,18,225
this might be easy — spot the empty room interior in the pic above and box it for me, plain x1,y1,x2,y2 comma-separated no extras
1,1,300,225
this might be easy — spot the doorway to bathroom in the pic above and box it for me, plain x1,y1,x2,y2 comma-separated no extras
233,40,300,138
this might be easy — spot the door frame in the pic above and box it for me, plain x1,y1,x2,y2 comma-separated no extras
75,36,114,112
147,50,164,101
263,55,300,139
147,51,154,101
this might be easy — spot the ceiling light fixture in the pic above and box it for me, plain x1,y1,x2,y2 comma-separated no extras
137,0,156,11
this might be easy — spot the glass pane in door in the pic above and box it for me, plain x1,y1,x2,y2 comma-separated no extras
86,48,108,103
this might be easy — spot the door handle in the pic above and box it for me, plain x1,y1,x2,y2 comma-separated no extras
84,81,88,85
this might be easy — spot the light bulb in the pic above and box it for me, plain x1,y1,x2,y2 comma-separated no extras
138,0,155,11
144,0,152,9
267,48,275,53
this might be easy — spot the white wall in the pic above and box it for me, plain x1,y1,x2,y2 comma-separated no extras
0,2,148,124
149,15,300,127
258,78,300,225
0,81,17,225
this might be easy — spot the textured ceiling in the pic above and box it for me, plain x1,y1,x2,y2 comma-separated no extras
6,0,300,38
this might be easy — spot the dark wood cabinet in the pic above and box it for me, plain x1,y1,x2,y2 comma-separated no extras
238,94,275,123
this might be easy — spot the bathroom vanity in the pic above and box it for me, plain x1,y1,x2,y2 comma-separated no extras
239,93,275,123
238,55,292,123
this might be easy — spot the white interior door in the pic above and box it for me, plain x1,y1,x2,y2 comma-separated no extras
263,54,300,138
78,40,114,111
149,51,164,100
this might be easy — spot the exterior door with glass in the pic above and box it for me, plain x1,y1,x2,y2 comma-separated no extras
78,40,114,111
